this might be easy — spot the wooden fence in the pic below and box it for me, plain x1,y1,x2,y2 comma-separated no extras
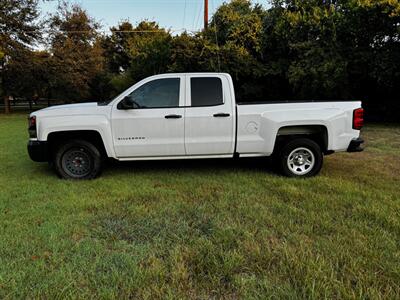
1,97,66,113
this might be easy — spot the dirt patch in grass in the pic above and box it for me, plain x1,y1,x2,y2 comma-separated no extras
91,200,215,245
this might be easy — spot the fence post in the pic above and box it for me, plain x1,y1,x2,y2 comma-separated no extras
4,96,10,114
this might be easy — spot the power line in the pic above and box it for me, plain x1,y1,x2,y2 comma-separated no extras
17,29,201,34
36,0,224,35
194,1,203,32
182,0,187,29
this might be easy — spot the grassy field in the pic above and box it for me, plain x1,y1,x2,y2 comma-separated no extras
0,113,399,299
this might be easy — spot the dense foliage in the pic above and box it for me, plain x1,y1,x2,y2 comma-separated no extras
1,0,399,120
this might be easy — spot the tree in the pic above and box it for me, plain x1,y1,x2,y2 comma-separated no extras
338,0,400,118
3,50,51,99
207,0,264,57
0,0,41,54
0,0,42,97
48,3,105,101
102,21,136,74
274,1,349,99
126,21,172,81
168,32,204,73
267,0,400,118
109,21,173,94
201,0,266,100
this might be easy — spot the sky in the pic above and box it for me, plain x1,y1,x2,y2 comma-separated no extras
39,0,269,34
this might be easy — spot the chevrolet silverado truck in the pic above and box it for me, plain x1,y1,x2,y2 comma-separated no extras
27,73,364,179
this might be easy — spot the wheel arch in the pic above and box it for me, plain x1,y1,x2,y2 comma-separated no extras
273,125,329,154
47,130,109,158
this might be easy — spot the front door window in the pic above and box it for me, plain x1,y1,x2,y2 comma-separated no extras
125,78,180,108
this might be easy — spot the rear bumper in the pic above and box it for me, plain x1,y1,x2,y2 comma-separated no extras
27,140,49,162
347,137,364,152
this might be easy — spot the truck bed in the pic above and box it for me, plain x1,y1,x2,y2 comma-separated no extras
235,100,362,156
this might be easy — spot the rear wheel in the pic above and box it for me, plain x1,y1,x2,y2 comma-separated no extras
278,138,323,178
54,139,102,179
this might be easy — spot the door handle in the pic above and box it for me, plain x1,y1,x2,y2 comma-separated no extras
213,113,230,117
165,114,182,119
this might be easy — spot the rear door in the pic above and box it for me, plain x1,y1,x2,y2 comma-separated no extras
184,75,235,155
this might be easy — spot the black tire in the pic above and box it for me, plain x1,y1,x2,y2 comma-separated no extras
53,139,103,179
278,138,323,178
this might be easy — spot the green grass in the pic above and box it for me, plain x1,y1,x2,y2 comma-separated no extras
0,113,399,299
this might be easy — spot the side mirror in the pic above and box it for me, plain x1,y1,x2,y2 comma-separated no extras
117,96,134,110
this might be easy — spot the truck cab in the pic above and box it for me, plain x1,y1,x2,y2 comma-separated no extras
112,73,236,158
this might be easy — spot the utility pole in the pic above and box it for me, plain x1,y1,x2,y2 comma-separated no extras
204,0,208,30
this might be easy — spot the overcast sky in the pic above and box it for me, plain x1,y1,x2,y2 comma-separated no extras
40,0,269,34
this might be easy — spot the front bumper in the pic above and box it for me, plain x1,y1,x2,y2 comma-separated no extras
347,137,364,152
27,140,49,162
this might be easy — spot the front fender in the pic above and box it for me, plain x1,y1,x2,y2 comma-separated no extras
37,115,116,158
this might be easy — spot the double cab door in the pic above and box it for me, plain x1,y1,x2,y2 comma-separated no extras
111,74,235,158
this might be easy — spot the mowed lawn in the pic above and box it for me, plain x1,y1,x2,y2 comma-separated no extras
0,113,399,299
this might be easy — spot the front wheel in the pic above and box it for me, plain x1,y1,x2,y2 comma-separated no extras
278,138,323,178
53,139,103,179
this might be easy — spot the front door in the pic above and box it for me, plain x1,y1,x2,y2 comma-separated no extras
112,76,185,158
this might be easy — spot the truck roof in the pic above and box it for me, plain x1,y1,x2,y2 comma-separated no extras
146,72,231,77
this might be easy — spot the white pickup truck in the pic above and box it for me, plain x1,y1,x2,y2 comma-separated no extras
28,73,364,179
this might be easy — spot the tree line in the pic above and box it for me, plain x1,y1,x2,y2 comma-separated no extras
1,0,399,121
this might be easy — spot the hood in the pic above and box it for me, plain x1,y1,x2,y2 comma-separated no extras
32,102,111,117
39,102,98,112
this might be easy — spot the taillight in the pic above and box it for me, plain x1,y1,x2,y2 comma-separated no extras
29,116,36,128
28,116,37,138
353,108,364,130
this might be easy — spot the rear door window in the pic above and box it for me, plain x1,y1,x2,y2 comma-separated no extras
190,77,223,107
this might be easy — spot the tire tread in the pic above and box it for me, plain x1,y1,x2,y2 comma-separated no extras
278,138,323,178
53,139,102,180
